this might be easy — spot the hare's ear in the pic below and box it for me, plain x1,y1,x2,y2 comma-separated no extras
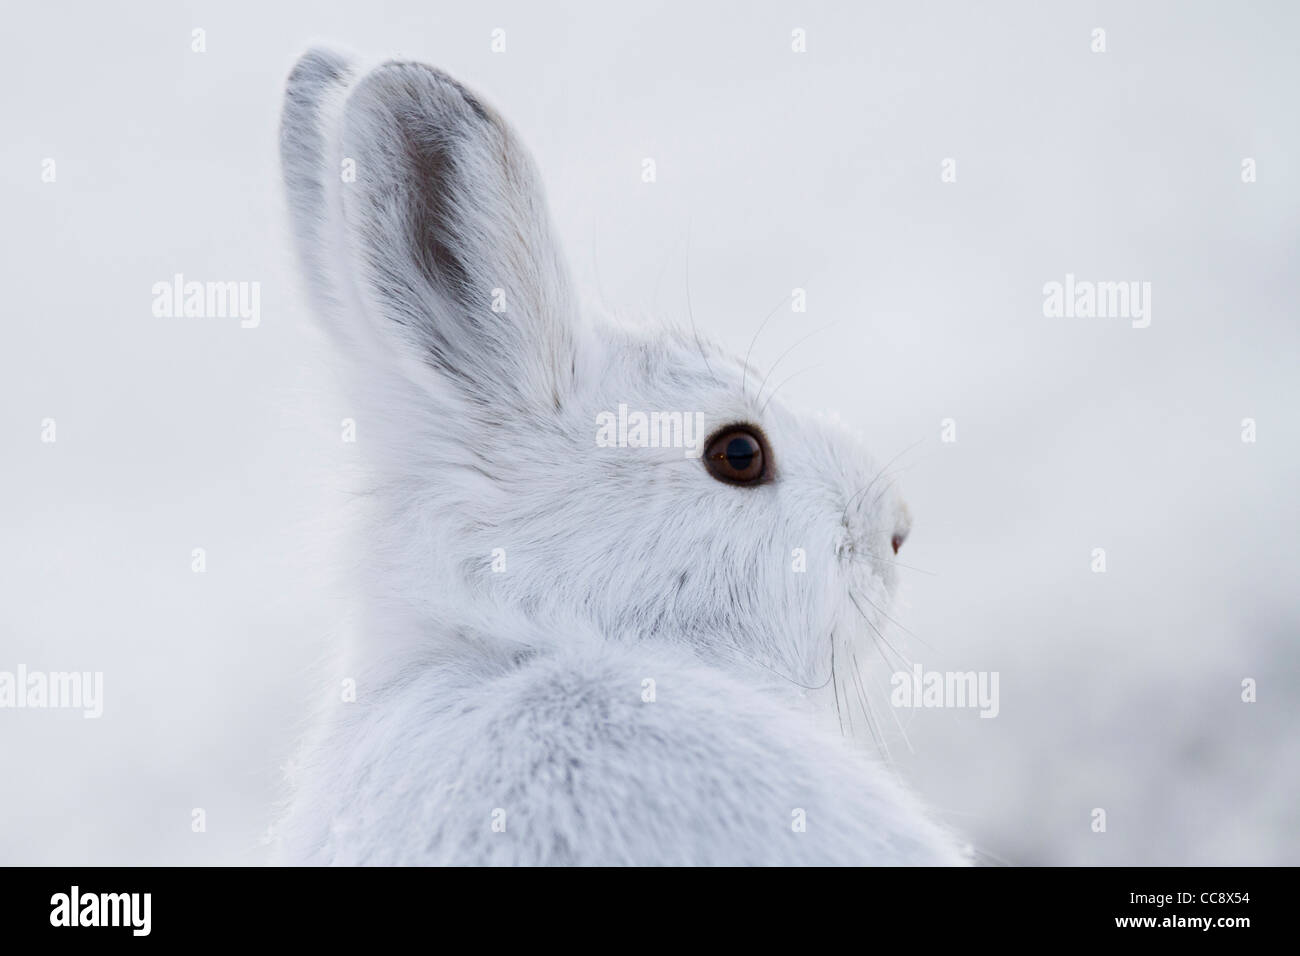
281,51,579,410
281,48,359,328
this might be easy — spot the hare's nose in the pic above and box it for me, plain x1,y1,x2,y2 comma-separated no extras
894,496,915,556
891,500,912,554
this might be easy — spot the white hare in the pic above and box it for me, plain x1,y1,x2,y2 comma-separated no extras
275,47,968,866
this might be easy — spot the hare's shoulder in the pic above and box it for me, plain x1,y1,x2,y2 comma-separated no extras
281,641,967,865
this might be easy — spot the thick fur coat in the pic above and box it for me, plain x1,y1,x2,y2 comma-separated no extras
275,47,968,865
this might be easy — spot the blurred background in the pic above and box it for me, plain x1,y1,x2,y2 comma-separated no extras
1,0,1296,865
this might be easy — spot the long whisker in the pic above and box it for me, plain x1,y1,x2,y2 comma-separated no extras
853,584,934,651
868,471,911,512
861,645,917,756
754,320,842,408
849,592,914,670
741,287,801,400
759,364,824,416
871,555,938,576
683,220,718,385
831,636,846,736
651,232,677,312
850,650,890,762
841,437,926,528
968,845,1018,867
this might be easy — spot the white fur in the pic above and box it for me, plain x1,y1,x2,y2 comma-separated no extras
275,48,968,865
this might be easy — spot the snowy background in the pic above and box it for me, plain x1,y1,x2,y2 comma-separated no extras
1,0,1296,864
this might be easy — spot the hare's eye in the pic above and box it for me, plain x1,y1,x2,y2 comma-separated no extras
703,425,769,486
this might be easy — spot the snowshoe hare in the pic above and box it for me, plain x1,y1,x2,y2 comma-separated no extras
275,47,967,866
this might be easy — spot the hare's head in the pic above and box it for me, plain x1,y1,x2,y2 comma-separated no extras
282,50,911,700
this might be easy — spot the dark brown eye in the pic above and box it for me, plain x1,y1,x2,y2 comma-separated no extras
703,426,769,486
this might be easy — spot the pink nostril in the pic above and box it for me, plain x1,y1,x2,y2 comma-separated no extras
891,532,906,554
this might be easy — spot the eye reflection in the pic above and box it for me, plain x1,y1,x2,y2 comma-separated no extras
703,426,769,486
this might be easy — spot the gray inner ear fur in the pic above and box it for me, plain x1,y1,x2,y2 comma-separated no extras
337,59,578,410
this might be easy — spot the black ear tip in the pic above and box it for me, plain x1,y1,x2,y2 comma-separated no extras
355,60,495,129
288,47,352,90
283,48,355,155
